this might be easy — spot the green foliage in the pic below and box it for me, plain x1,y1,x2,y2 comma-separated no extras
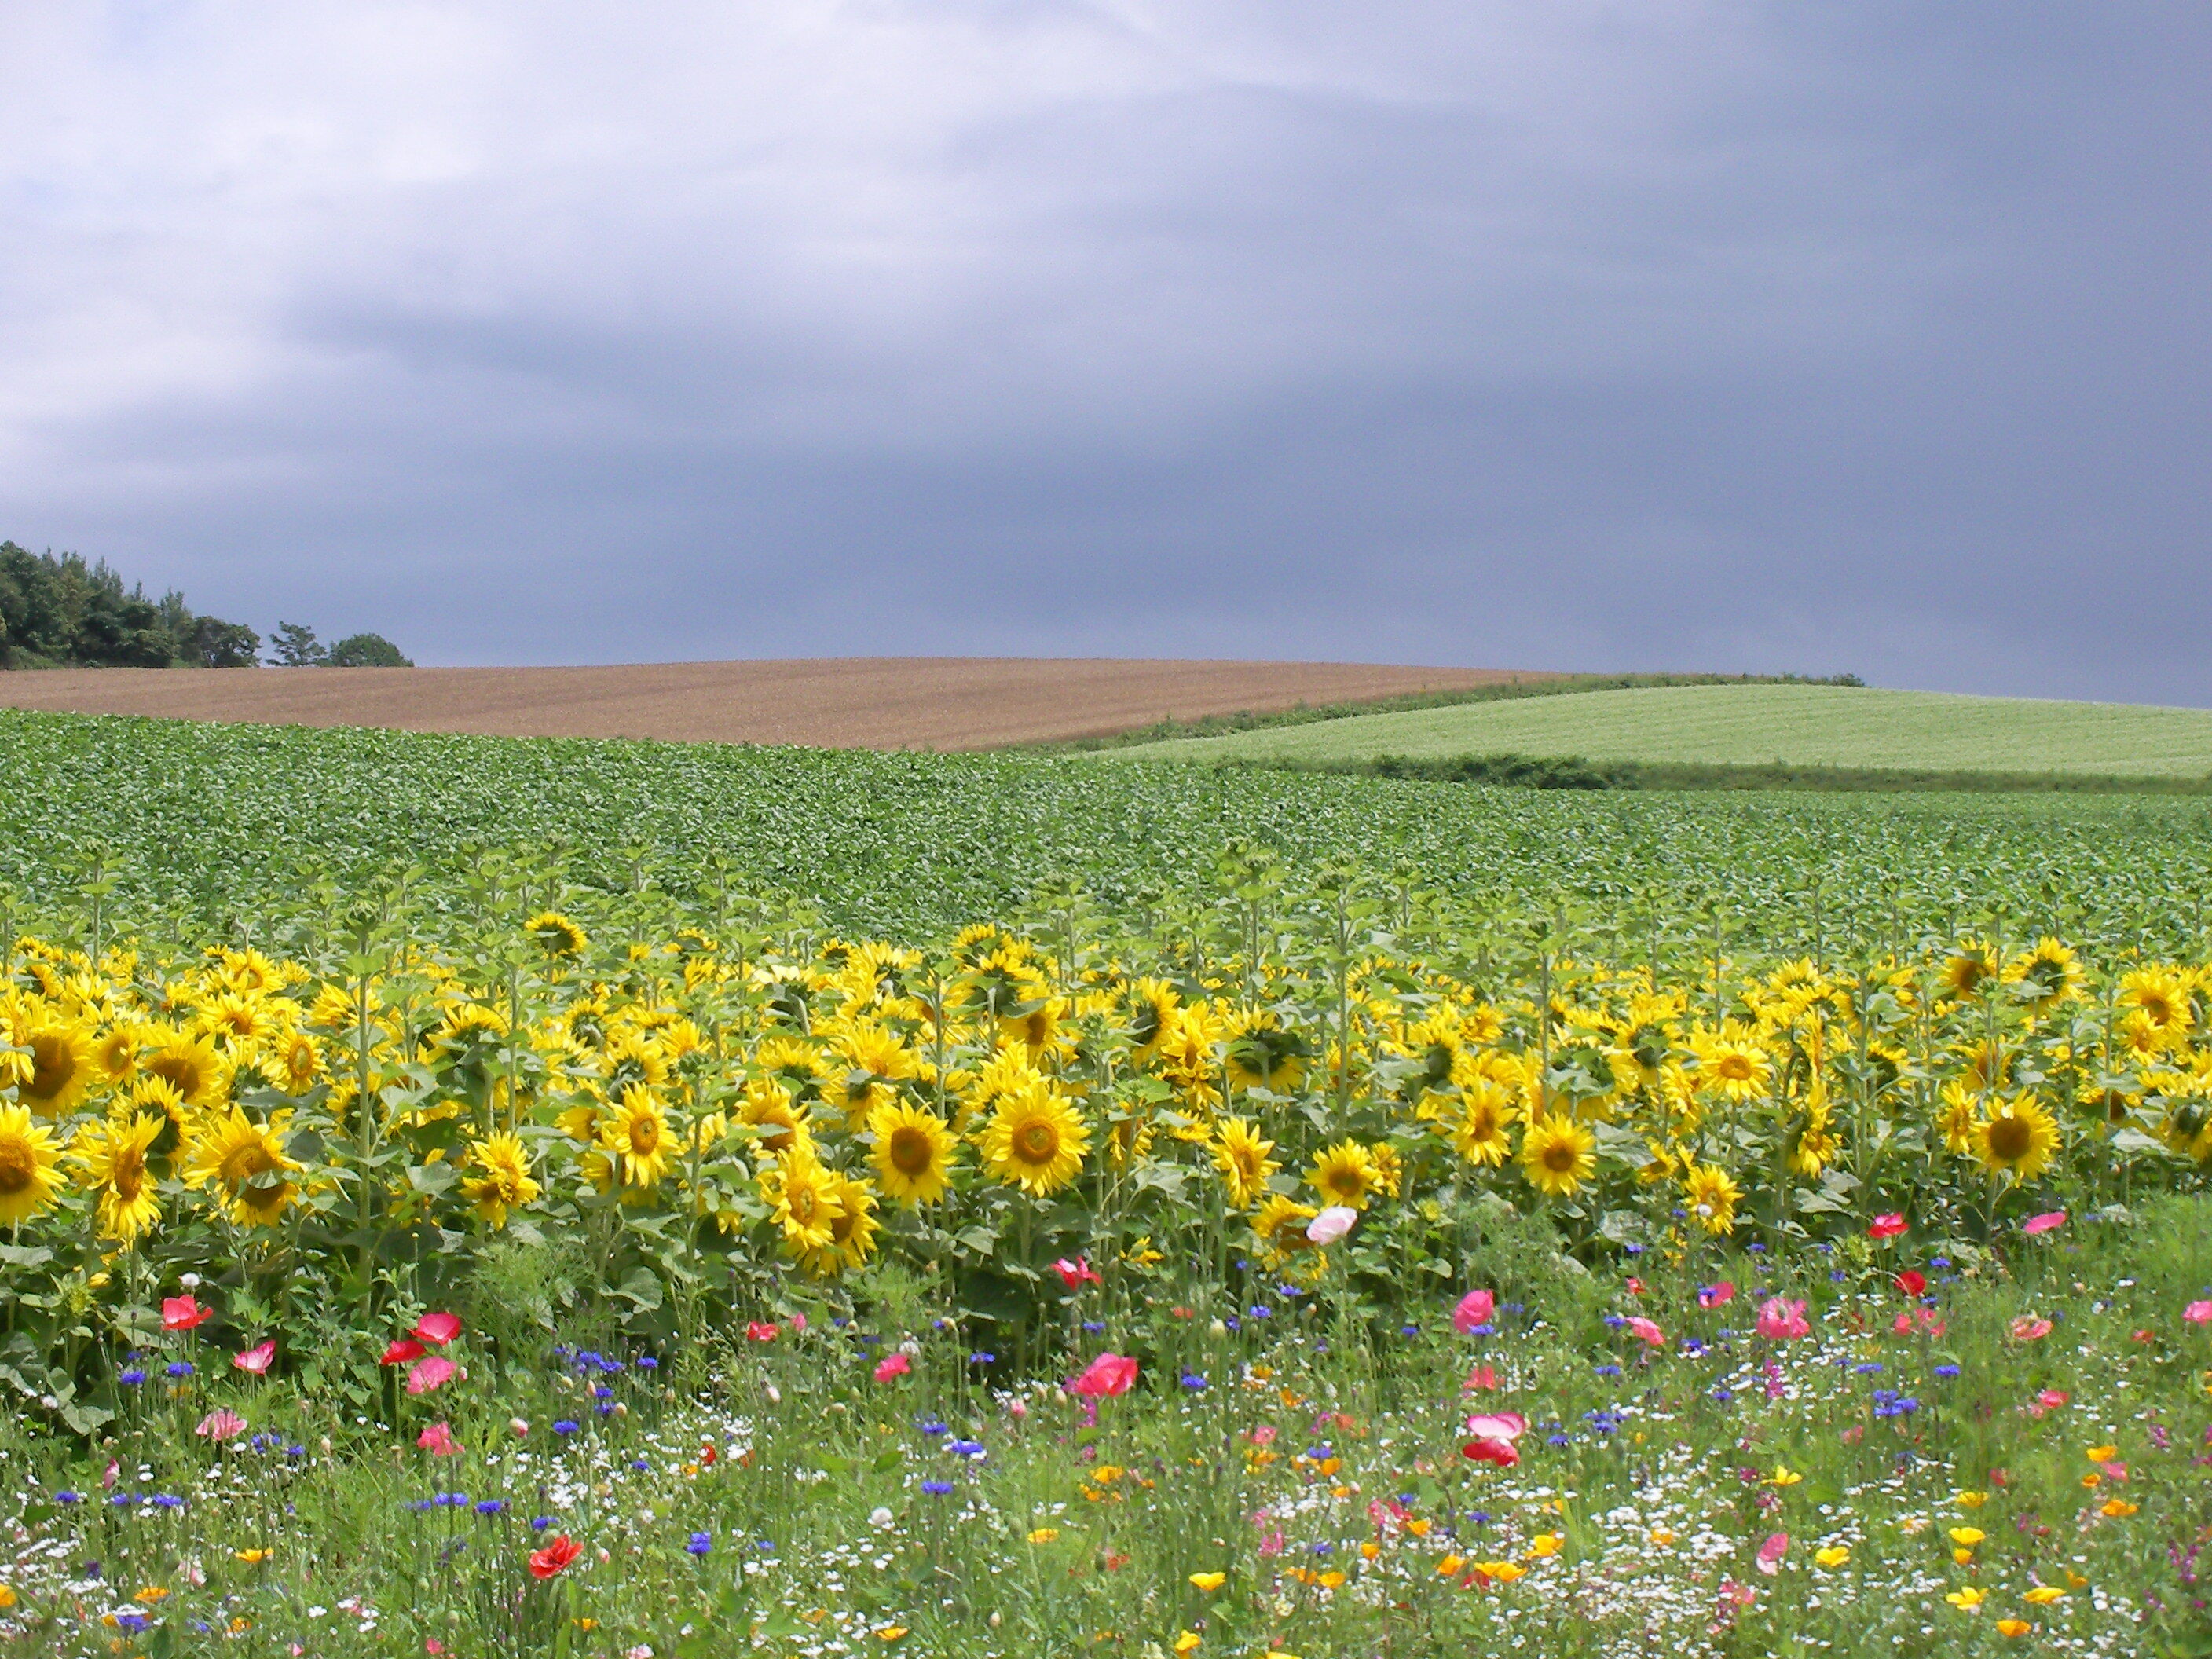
266,621,327,667
0,542,259,670
326,632,413,668
1113,682,2212,778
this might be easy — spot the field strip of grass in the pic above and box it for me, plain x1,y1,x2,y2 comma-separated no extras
1105,683,2212,778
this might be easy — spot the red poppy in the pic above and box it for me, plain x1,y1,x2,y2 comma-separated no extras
412,1313,463,1346
1461,1437,1518,1467
162,1295,212,1331
380,1339,427,1365
1053,1257,1101,1290
1895,1270,1927,1297
529,1535,582,1580
745,1322,781,1342
1867,1214,1908,1240
1071,1353,1137,1397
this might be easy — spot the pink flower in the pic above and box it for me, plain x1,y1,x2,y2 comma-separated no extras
405,1355,457,1395
2021,1210,2067,1236
1247,1424,1277,1446
1756,1533,1789,1576
162,1295,212,1331
789,1313,807,1332
417,1421,461,1456
412,1313,462,1346
1624,1317,1665,1348
2036,1388,2070,1410
380,1339,426,1365
2184,1300,2212,1325
746,1321,781,1342
1867,1214,1908,1240
1697,1281,1736,1309
233,1339,276,1376
1463,1364,1498,1392
1463,1412,1527,1442
1053,1257,1101,1290
1452,1290,1496,1335
1719,1578,1757,1609
1755,1297,1809,1341
2009,1316,2053,1342
1257,1529,1286,1558
1895,1270,1927,1297
1305,1206,1357,1246
1071,1352,1139,1397
873,1353,912,1383
195,1408,247,1441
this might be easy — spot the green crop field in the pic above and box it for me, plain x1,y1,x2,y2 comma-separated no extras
5,705,2212,1659
1107,683,2212,777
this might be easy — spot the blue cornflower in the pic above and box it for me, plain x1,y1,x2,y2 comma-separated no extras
1746,1243,1767,1254
596,1402,614,1416
969,1351,995,1366
1467,1511,1491,1526
475,1500,506,1516
630,1459,649,1471
1929,1257,1952,1269
119,1368,147,1386
55,1491,81,1504
1248,1306,1272,1320
1400,1324,1419,1337
687,1532,712,1555
167,1361,193,1378
552,1420,580,1435
756,1540,776,1553
920,1421,948,1437
1853,1362,1884,1375
636,1356,659,1371
948,1439,986,1457
1829,1270,1848,1283
1224,1315,1240,1331
1624,1243,1645,1255
1711,1387,1734,1403
592,1386,613,1400
1082,1320,1106,1334
115,1613,148,1634
1933,1364,1962,1379
1594,1363,1622,1377
1603,1315,1628,1329
150,1494,184,1510
1181,1373,1208,1391
1547,1433,1571,1446
531,1516,555,1532
921,1480,954,1496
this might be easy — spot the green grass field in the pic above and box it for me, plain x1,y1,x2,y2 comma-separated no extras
1108,683,2212,777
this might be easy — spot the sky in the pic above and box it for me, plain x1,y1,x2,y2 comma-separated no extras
2,3,2207,701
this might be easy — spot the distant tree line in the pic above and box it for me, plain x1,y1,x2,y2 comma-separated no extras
0,542,411,669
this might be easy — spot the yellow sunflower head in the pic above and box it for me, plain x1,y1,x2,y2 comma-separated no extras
183,1108,302,1228
1680,1163,1741,1234
796,1172,880,1278
869,1101,957,1206
764,1141,843,1251
526,911,589,961
1519,1115,1596,1199
74,1111,166,1243
460,1132,540,1228
1211,1117,1278,1210
980,1079,1089,1197
598,1086,672,1189
1305,1140,1378,1210
1974,1096,2060,1182
0,1104,67,1226
15,1020,95,1117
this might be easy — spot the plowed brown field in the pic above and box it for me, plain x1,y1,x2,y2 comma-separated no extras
0,659,1551,751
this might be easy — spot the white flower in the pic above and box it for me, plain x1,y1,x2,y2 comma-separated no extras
870,1506,895,1529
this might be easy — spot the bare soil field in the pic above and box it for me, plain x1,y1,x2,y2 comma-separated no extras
0,658,1547,751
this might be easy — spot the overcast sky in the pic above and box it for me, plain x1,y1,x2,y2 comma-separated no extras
2,3,2207,700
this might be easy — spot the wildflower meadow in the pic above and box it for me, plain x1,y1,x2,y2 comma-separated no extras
1,716,2210,1656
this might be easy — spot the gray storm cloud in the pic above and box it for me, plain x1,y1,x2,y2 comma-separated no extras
1,2,2205,700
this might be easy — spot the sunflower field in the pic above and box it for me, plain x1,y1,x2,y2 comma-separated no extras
2,710,2211,1656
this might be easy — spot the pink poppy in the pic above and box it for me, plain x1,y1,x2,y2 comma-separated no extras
417,1421,462,1456
1719,1579,1757,1609
1452,1290,1496,1335
1697,1281,1735,1309
2183,1300,2212,1325
406,1355,457,1395
1463,1364,1498,1393
195,1408,247,1441
1756,1533,1789,1576
1463,1412,1527,1442
1305,1206,1357,1246
873,1353,912,1383
1755,1297,1810,1341
1247,1425,1277,1446
745,1321,781,1342
1053,1257,1101,1290
2036,1388,2069,1409
1624,1317,1665,1348
1624,1276,1645,1296
789,1313,808,1332
412,1313,463,1346
162,1295,212,1331
2009,1316,2053,1342
233,1339,276,1376
2021,1210,2067,1236
1071,1352,1139,1397
1867,1214,1908,1240
379,1339,426,1365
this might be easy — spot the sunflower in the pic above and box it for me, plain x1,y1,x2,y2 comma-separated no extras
1250,1194,1318,1260
980,1079,1090,1197
2002,938,2082,1009
13,1020,94,1117
795,1171,880,1278
1211,1117,1278,1209
92,1024,144,1086
869,1101,957,1206
461,1133,541,1228
1125,980,1182,1066
1519,1115,1596,1199
764,1141,842,1251
74,1112,166,1243
1686,1022,1772,1102
1974,1095,2060,1182
736,1078,812,1157
1934,1081,1983,1154
0,1104,66,1226
272,1030,324,1095
1680,1163,1741,1234
754,1036,828,1103
1224,1008,1311,1095
597,1087,674,1190
182,1108,302,1227
1451,1079,1518,1167
1939,940,2001,1000
599,1032,670,1099
2119,967,2192,1054
198,992,290,1055
139,1028,231,1112
997,996,1071,1061
824,1024,928,1129
526,911,588,961
1788,1100,1840,1177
